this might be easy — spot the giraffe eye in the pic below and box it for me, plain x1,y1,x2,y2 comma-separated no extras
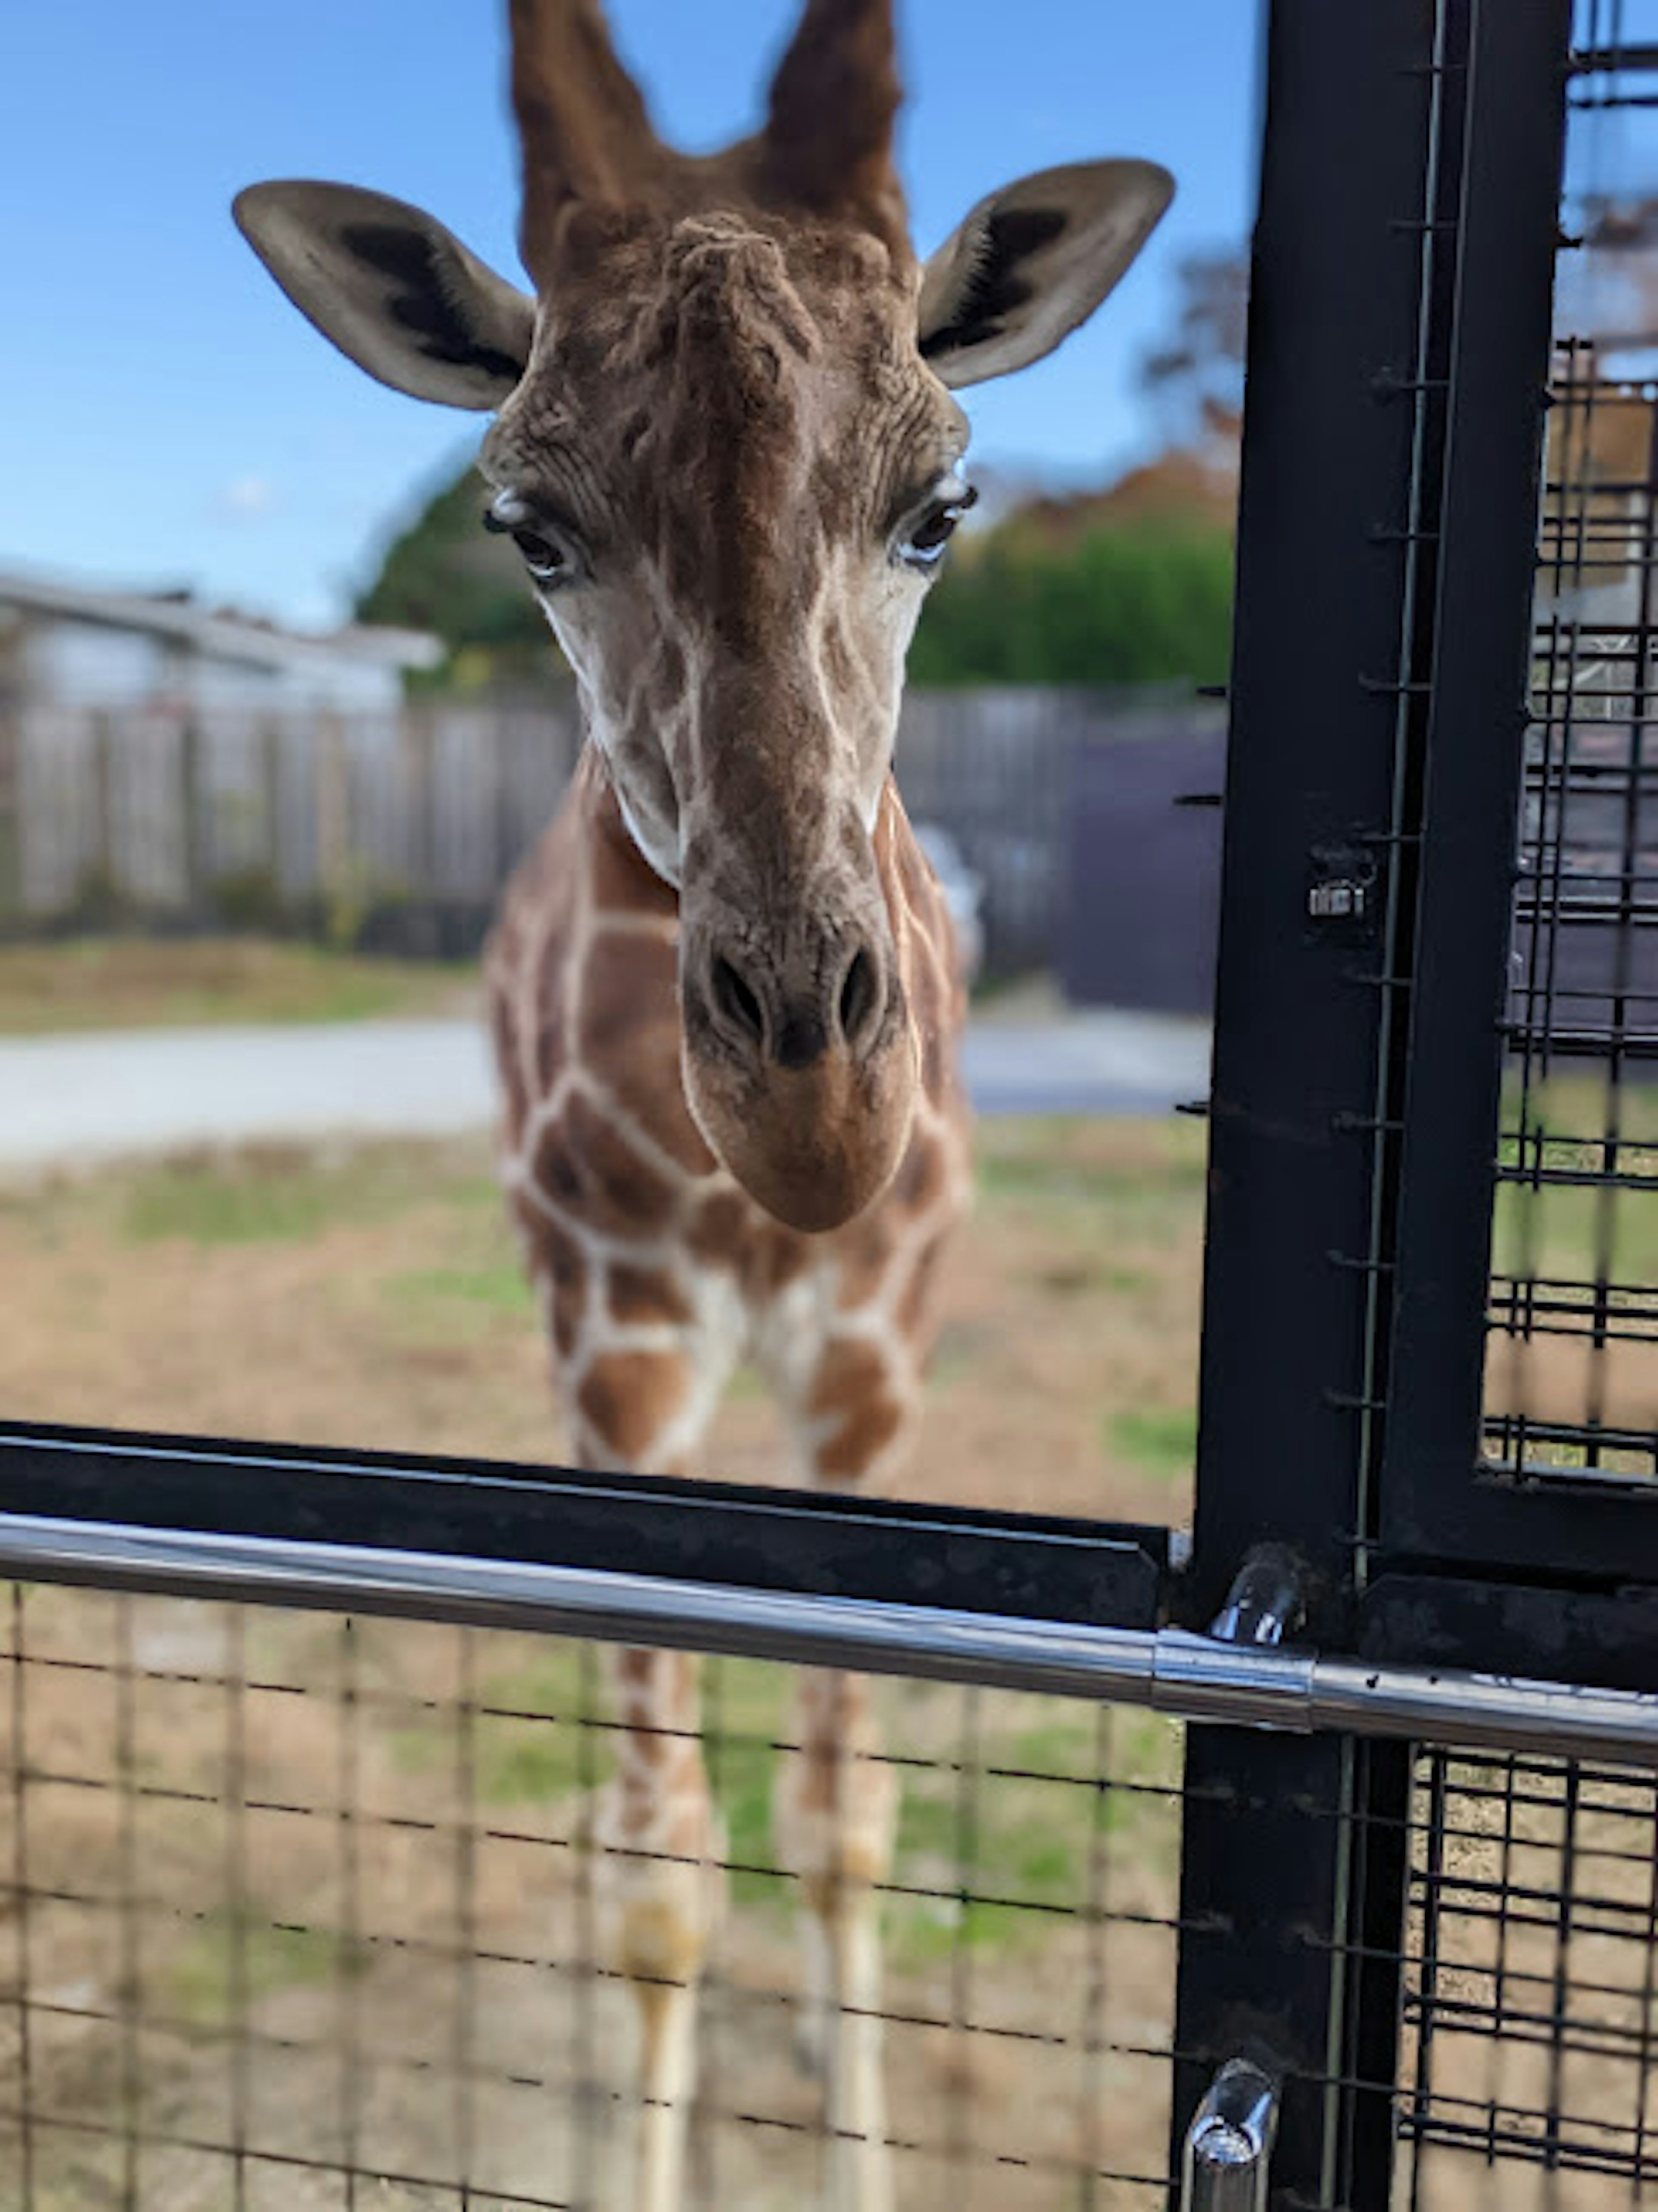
897,482,978,573
481,500,583,588
513,529,571,583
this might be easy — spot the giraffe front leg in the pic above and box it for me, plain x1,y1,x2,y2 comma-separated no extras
776,1667,898,2212
593,1644,726,2212
768,1325,921,2212
552,1300,734,2211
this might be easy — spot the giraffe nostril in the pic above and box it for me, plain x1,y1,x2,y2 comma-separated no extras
838,947,881,1048
773,1007,829,1071
711,954,766,1048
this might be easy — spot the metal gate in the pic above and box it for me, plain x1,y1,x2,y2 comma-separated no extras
3,2,1656,2206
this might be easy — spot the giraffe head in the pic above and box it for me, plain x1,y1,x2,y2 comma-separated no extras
234,0,1171,1232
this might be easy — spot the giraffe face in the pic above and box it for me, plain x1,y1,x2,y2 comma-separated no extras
480,212,969,1231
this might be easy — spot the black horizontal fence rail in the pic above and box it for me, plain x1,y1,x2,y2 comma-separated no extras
0,1423,1170,1630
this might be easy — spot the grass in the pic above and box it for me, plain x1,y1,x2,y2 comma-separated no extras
393,1642,615,1805
1108,1404,1198,1485
0,935,477,1035
165,1911,367,2025
883,1699,1182,1969
0,1116,1201,1518
975,1114,1208,1209
1493,1073,1658,1283
380,1630,1184,1967
0,1140,505,1251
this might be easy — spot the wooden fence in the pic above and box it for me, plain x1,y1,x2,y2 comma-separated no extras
0,684,1219,976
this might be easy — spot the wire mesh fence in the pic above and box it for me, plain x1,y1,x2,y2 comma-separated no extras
10,1575,1658,2210
0,1581,1185,2210
1488,0,1658,1492
1399,1748,1658,2207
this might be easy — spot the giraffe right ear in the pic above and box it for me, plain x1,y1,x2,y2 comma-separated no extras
233,181,535,411
918,160,1173,389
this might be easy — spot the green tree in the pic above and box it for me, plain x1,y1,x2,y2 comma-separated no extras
909,521,1234,688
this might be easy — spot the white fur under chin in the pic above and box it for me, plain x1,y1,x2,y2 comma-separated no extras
611,772,683,889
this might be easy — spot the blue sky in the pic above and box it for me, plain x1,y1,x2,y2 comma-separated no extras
1,0,1259,630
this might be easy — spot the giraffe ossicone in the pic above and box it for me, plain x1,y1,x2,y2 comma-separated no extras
235,3,1171,2203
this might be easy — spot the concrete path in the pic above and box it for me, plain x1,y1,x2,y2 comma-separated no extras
0,1010,1211,1172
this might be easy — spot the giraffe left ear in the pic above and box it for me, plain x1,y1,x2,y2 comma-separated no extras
918,159,1174,389
234,181,535,411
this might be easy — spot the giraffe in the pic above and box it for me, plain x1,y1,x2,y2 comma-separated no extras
234,4,1171,2204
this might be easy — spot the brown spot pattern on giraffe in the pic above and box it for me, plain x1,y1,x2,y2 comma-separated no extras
819,1394,906,1481
827,1201,901,1312
579,1349,691,1462
685,1189,751,1270
609,1261,695,1327
579,928,715,1175
743,1220,813,1301
585,769,678,920
809,1336,906,1481
891,1127,947,1213
899,1231,948,1345
532,960,573,1097
788,1671,882,1817
612,1654,712,1858
488,992,529,1140
531,1088,683,1237
519,1216,588,1356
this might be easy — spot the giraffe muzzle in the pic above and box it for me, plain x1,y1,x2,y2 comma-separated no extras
681,926,917,1233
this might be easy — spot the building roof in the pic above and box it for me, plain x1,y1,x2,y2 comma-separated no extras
0,566,441,675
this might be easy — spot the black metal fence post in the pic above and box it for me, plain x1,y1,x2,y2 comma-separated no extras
1174,0,1482,2198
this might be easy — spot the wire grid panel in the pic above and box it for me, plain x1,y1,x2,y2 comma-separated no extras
1397,1747,1658,2208
1490,0,1658,1491
0,1581,1183,2210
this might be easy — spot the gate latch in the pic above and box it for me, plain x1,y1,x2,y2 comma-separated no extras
1182,2056,1281,2210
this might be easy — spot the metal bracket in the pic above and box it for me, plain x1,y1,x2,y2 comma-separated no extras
1306,842,1380,931
1210,1545,1308,1648
1181,2056,1281,2210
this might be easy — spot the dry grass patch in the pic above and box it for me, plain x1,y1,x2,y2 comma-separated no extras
0,937,478,1035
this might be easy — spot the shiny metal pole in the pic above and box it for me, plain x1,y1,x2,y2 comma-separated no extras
3,1515,1658,1766
1181,2059,1279,2210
